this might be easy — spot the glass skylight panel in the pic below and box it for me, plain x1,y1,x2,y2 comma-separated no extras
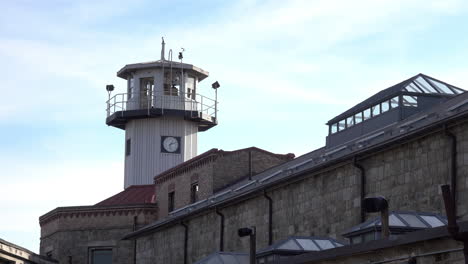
427,79,455,94
389,214,406,227
381,101,390,113
346,116,354,127
355,112,363,124
372,104,380,117
363,108,371,121
420,215,445,227
402,96,418,107
390,97,399,108
399,214,427,228
296,239,319,251
315,240,334,250
278,240,301,250
405,82,422,93
414,77,438,93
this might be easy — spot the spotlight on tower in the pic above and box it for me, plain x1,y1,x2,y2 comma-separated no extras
106,84,115,92
211,81,220,89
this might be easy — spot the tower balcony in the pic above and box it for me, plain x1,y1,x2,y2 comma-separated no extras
106,91,218,131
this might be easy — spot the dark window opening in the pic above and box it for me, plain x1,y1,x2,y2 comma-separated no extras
90,248,112,264
190,183,199,203
168,191,175,212
125,139,131,156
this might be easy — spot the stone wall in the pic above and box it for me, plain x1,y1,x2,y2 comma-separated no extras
135,121,468,264
40,207,157,264
156,162,214,218
212,149,292,191
155,148,292,218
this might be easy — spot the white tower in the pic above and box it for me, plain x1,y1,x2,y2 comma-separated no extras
106,40,218,188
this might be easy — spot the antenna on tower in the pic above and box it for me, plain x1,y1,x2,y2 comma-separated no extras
178,48,185,62
161,37,166,60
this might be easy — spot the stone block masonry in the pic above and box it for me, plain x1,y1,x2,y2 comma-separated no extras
135,121,468,264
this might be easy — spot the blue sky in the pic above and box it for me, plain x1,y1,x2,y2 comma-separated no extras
1,0,468,253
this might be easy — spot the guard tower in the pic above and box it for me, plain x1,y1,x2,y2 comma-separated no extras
106,39,219,188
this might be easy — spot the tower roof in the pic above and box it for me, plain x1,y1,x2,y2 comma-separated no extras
327,73,464,125
116,59,209,80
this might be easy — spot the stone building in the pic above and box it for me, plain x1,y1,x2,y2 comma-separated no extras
38,40,293,262
0,238,56,264
39,41,468,264
122,73,468,264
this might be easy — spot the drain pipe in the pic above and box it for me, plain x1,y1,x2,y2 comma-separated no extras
215,208,225,251
248,150,253,180
441,185,468,264
133,216,137,264
353,157,366,222
180,221,188,264
263,191,273,245
444,125,457,216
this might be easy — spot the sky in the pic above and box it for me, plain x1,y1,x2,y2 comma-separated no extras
1,0,468,253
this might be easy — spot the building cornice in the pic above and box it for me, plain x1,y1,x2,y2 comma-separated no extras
39,204,158,227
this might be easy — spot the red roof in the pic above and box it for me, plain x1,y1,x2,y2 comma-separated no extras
95,184,155,206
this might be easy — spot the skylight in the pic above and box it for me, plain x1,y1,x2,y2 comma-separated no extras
404,75,463,95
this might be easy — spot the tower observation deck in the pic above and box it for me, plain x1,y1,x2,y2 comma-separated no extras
106,39,219,188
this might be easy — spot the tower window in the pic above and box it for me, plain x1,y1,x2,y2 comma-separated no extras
190,182,199,203
125,139,131,156
168,191,175,212
128,77,134,99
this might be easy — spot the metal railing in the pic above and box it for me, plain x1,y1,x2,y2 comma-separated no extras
106,91,218,120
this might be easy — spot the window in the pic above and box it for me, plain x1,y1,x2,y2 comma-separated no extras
90,248,112,264
331,123,338,134
390,96,399,108
346,116,354,128
190,183,199,203
164,71,180,96
186,76,196,99
125,139,131,156
168,191,175,212
363,108,371,121
402,95,418,107
128,77,134,99
338,120,346,131
371,104,380,117
381,100,390,113
355,112,363,124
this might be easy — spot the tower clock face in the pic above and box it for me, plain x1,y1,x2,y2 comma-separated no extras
161,136,181,153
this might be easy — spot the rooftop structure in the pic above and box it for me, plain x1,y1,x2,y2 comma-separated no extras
342,211,448,244
326,73,464,148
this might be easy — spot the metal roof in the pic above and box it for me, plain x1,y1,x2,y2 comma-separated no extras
342,211,447,237
193,252,248,264
327,73,464,125
95,184,155,206
257,236,346,257
116,59,209,80
124,79,468,240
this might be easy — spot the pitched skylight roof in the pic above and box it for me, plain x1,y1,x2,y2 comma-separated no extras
327,73,464,125
257,236,346,256
342,211,447,237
